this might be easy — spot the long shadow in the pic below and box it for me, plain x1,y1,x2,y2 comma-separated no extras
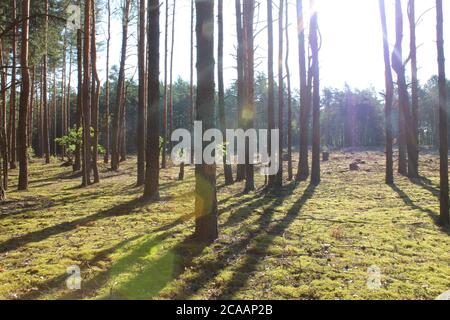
170,182,311,299
54,186,288,299
58,232,207,300
390,184,449,235
408,176,439,197
0,196,170,254
15,211,197,300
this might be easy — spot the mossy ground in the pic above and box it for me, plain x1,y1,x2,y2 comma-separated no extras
0,151,449,300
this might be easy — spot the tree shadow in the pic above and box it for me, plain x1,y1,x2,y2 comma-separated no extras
408,176,439,197
0,196,176,254
170,182,316,299
390,184,449,235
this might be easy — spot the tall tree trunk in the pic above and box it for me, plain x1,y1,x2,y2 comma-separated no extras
266,0,275,188
243,0,255,193
285,0,293,181
235,0,245,182
28,66,35,148
194,0,218,242
17,0,30,190
104,0,111,164
168,0,176,156
43,0,50,164
137,0,147,186
275,0,284,189
111,0,131,171
91,1,100,183
161,0,169,169
310,0,320,185
379,0,394,185
38,65,43,158
409,0,419,177
74,21,82,172
392,0,417,179
436,0,449,226
296,0,310,181
144,0,160,200
0,40,8,190
61,32,67,160
9,0,17,169
81,0,92,186
52,68,57,156
218,0,233,185
67,46,72,135
189,0,195,164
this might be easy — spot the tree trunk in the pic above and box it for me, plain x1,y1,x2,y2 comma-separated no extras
144,0,160,201
161,0,169,169
194,0,218,242
285,0,293,181
296,0,310,182
91,1,100,184
190,0,195,164
81,0,92,186
52,68,57,157
276,0,284,189
235,0,245,182
28,65,35,148
61,32,67,160
9,0,17,170
409,0,419,177
137,0,147,186
17,0,30,190
436,0,449,226
0,40,8,190
392,0,417,178
74,23,82,172
168,0,176,157
104,0,111,164
111,0,131,171
243,0,255,193
218,0,233,185
43,0,50,164
266,0,275,188
379,0,394,185
310,0,320,185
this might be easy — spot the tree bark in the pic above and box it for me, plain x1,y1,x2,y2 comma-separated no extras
144,0,160,201
436,0,449,226
43,0,50,164
296,0,310,182
111,0,131,171
81,0,92,186
0,40,8,190
74,20,82,172
266,0,275,188
17,0,30,190
379,0,394,185
161,0,169,169
9,0,17,169
91,1,100,184
276,0,284,189
218,0,233,185
408,0,419,177
168,0,176,156
243,0,255,193
235,0,245,182
104,0,111,164
285,0,293,181
137,0,147,186
189,0,195,164
310,0,320,185
194,0,218,242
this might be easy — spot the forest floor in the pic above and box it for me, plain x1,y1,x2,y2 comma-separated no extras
0,150,449,300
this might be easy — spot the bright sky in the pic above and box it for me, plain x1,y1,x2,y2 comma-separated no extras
95,0,450,93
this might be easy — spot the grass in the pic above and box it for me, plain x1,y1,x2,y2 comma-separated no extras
0,150,449,300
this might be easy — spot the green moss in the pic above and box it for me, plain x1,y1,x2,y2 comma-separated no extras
0,152,449,300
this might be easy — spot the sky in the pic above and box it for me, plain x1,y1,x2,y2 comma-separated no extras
93,0,450,94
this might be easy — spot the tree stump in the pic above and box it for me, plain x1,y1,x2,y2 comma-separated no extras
350,162,360,171
178,162,185,181
322,152,330,162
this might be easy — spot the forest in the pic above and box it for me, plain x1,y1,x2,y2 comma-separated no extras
0,0,449,301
